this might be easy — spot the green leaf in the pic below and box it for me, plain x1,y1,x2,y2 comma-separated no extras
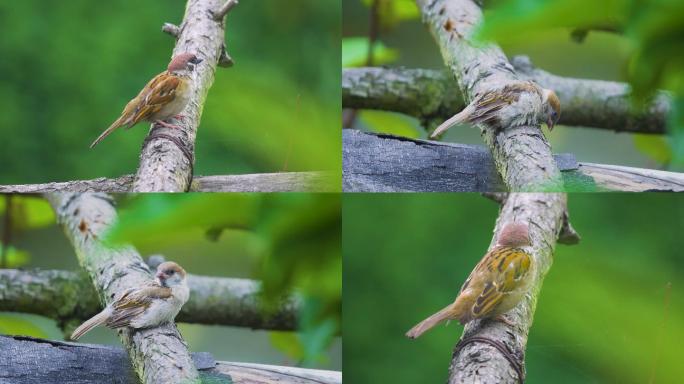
633,134,672,165
342,37,398,67
360,110,422,138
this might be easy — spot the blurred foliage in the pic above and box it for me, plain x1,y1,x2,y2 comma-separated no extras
0,313,48,339
0,195,55,268
361,0,419,29
109,194,341,366
477,0,684,169
0,195,55,230
342,37,398,67
0,0,340,185
359,110,422,138
343,193,684,383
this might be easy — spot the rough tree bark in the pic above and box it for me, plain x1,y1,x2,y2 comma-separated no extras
342,56,670,134
0,335,341,384
343,130,684,192
45,193,199,384
446,193,577,384
0,172,336,193
416,0,562,191
133,0,236,192
0,268,300,332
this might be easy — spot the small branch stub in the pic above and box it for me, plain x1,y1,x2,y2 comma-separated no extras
161,23,180,37
212,0,239,21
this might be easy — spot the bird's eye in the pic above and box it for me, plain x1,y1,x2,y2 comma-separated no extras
167,270,175,275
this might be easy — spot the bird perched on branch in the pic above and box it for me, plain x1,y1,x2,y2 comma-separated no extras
429,81,561,139
89,53,203,148
70,261,189,340
406,222,534,339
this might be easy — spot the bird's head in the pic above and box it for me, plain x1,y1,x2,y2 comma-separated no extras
541,88,561,131
496,222,531,248
155,261,187,288
167,53,203,75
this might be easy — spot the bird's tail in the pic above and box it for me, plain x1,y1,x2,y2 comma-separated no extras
429,104,475,139
406,304,457,339
71,308,111,340
90,119,125,148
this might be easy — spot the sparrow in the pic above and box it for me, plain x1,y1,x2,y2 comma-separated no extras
406,222,534,339
70,261,189,340
89,53,203,148
429,81,561,139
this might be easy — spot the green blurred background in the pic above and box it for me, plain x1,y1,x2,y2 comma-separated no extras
343,193,684,383
0,193,341,370
0,0,340,185
343,0,684,171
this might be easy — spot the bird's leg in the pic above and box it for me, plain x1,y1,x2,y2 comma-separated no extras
154,120,182,129
494,314,516,327
173,114,187,122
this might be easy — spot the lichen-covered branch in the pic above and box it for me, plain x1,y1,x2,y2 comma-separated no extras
45,193,199,384
0,268,299,332
417,0,562,190
0,172,335,193
343,130,684,192
342,58,670,134
448,193,572,383
0,335,341,384
133,0,237,192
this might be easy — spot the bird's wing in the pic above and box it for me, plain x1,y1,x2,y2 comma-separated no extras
120,72,181,127
469,82,538,125
106,285,172,328
462,247,531,319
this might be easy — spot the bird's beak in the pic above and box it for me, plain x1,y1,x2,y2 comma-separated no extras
156,272,165,280
547,117,555,131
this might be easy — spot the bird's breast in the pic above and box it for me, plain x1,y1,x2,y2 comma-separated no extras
154,79,191,120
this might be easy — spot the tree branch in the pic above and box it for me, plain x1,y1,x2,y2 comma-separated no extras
448,193,574,383
134,0,235,192
342,58,670,134
45,193,198,384
0,268,299,332
0,335,341,384
0,172,335,193
416,0,562,191
342,130,684,192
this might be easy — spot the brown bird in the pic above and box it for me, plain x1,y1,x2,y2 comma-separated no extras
406,222,534,339
70,261,189,340
430,81,561,139
89,53,202,148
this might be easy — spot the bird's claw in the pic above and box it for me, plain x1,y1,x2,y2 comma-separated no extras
154,120,182,129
